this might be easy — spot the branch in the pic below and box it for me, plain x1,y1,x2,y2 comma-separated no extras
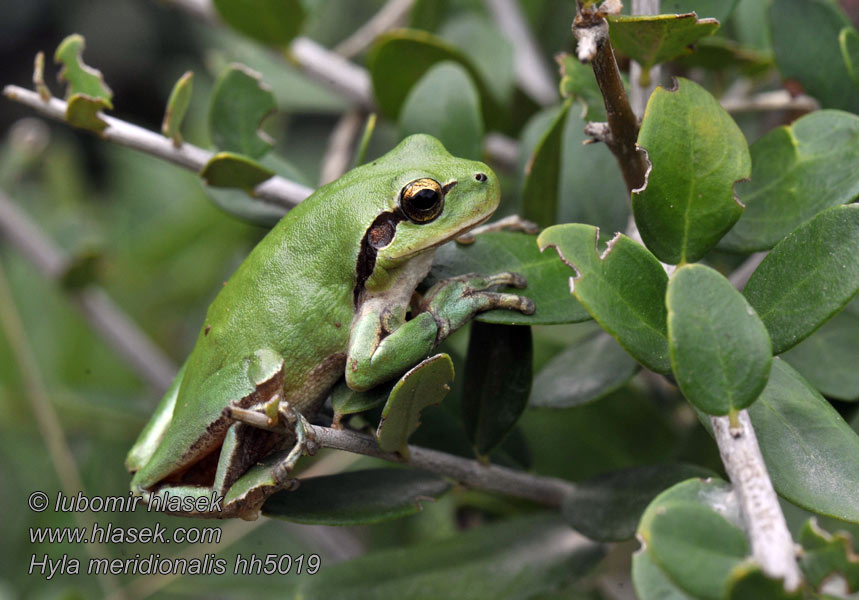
721,89,819,114
0,189,177,392
334,0,415,59
308,425,576,507
711,413,802,590
318,109,365,185
484,0,558,106
574,4,647,194
3,85,313,209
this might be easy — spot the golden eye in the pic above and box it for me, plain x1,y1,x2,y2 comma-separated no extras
399,178,444,223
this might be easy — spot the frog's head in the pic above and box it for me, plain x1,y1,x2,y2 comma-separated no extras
371,134,501,265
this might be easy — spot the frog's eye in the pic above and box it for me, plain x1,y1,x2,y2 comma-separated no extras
400,178,444,224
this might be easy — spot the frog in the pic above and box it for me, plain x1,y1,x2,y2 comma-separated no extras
125,134,535,520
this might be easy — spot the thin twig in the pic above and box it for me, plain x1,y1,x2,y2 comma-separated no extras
711,413,802,590
0,189,177,391
484,0,558,106
728,252,767,290
3,85,313,209
308,425,576,507
318,109,365,185
289,38,375,109
0,261,124,599
483,132,519,171
334,0,415,59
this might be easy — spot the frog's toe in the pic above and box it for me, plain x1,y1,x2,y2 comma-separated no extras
478,271,527,289
483,292,535,315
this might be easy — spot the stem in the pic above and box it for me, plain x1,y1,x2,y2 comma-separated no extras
2,85,313,209
711,413,802,590
574,5,647,194
318,109,365,185
0,189,177,391
334,0,415,59
309,425,576,507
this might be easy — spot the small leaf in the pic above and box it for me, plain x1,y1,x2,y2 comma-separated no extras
368,29,505,128
294,514,605,600
376,354,454,456
427,231,591,326
399,62,483,160
771,0,859,112
331,379,391,427
213,0,305,46
748,358,859,523
638,478,748,600
743,204,859,354
798,519,859,593
632,547,697,600
530,330,638,409
462,322,531,458
65,96,109,132
562,463,715,542
667,264,771,415
721,110,859,252
200,152,275,191
33,51,51,101
209,64,277,159
633,78,751,264
263,468,450,525
841,27,859,88
54,34,113,106
607,13,720,71
161,71,193,145
725,565,802,600
521,100,571,229
782,298,859,402
538,224,671,373
557,53,606,121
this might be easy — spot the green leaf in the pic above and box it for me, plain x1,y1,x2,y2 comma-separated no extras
538,224,671,373
662,0,740,22
213,0,305,46
54,34,113,106
59,249,102,290
633,78,751,264
667,264,771,415
770,0,859,113
798,519,859,592
748,358,859,523
462,322,531,458
440,15,515,107
353,113,377,167
161,71,193,145
376,354,454,456
262,468,450,525
64,96,109,132
721,110,859,252
782,299,859,401
674,36,773,75
427,231,591,325
368,29,504,128
638,478,749,600
293,514,606,600
521,100,571,228
632,547,697,600
607,13,720,72
743,204,859,354
530,330,638,409
841,27,859,89
562,463,715,542
557,53,606,121
199,152,275,191
330,379,391,427
725,565,802,600
209,63,277,159
399,62,483,161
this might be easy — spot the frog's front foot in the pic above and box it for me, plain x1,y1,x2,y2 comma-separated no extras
271,403,316,487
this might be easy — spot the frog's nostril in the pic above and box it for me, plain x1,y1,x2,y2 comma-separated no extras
475,173,487,182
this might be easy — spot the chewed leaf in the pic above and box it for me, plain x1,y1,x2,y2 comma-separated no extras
537,224,670,373
607,13,720,71
798,519,859,592
376,354,454,456
162,71,193,146
54,34,113,107
200,152,274,191
209,64,277,159
65,95,109,132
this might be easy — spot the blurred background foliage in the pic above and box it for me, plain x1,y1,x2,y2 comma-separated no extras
2,0,859,598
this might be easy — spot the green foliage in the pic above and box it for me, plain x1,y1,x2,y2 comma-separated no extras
213,0,306,46
161,71,194,145
520,100,571,228
209,63,277,158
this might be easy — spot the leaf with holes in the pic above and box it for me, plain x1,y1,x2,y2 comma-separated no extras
743,204,859,354
209,64,276,159
721,110,859,252
54,34,113,106
376,354,454,456
538,224,671,373
633,78,750,264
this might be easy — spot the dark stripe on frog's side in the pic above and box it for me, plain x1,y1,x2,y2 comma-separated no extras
353,209,406,307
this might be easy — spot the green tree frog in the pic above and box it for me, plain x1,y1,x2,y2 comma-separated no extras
126,134,534,519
